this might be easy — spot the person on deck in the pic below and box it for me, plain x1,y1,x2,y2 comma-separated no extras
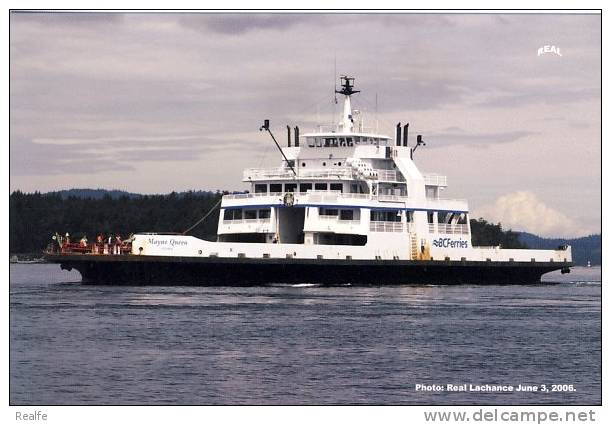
115,235,122,255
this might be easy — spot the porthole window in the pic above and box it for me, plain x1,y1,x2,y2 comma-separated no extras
338,162,342,166
302,162,306,167
322,162,326,166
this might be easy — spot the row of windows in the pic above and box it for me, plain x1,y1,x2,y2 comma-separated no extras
319,208,359,221
370,210,413,223
224,208,271,221
224,207,462,223
255,183,344,194
306,136,390,148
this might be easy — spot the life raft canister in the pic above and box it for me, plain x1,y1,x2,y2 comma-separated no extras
283,192,295,207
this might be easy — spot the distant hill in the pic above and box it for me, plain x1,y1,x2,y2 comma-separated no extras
518,233,601,266
50,188,141,200
47,188,218,200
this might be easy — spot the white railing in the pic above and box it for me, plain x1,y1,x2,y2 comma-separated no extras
243,167,356,181
243,168,294,180
436,223,469,234
222,191,468,212
317,215,361,222
423,173,448,187
316,124,338,133
244,167,407,182
299,169,354,179
377,194,407,202
306,190,371,201
375,169,405,182
369,221,404,232
223,192,284,200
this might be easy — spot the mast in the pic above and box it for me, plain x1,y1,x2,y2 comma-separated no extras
335,76,360,133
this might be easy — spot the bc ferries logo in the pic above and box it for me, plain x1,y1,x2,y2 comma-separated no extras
537,45,562,57
432,238,469,249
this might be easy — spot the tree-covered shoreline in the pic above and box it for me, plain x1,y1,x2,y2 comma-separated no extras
9,190,600,266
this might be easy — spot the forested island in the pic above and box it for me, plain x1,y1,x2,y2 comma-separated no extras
9,189,600,266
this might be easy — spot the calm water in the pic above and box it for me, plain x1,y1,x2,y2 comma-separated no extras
10,264,601,405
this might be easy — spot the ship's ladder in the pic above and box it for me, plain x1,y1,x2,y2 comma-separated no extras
410,233,419,260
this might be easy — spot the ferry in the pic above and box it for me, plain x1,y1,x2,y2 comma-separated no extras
45,76,572,284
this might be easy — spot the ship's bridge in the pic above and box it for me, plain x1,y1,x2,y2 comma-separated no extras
301,132,393,149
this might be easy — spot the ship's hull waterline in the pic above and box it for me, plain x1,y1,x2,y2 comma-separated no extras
46,254,571,285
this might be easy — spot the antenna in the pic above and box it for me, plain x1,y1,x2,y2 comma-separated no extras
333,54,338,105
375,92,378,133
333,55,337,128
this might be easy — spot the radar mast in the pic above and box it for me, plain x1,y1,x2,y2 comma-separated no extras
335,76,360,133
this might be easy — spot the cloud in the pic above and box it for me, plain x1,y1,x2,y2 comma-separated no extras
425,129,535,148
473,191,596,238
179,14,313,35
9,135,227,176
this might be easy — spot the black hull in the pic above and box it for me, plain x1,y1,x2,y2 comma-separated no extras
45,254,572,285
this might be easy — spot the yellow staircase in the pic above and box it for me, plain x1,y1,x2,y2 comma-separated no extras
410,234,418,260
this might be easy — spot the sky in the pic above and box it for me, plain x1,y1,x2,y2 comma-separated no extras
9,12,601,237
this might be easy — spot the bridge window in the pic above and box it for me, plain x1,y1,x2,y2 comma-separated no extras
284,183,297,192
223,209,243,221
324,137,339,147
258,209,271,219
339,137,346,146
330,183,343,192
346,137,354,146
339,209,357,221
319,208,338,216
299,183,312,193
270,183,282,193
371,210,401,222
254,184,267,194
307,137,315,147
244,210,257,220
315,183,327,191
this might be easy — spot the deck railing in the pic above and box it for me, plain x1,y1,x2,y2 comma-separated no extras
223,191,468,209
369,221,405,232
375,169,406,182
431,223,469,234
423,173,448,187
244,167,406,182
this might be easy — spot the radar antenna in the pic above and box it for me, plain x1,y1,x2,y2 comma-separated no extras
335,76,360,96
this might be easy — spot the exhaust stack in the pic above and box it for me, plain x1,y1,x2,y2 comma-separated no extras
287,125,291,147
294,126,299,147
403,123,409,147
396,122,401,147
